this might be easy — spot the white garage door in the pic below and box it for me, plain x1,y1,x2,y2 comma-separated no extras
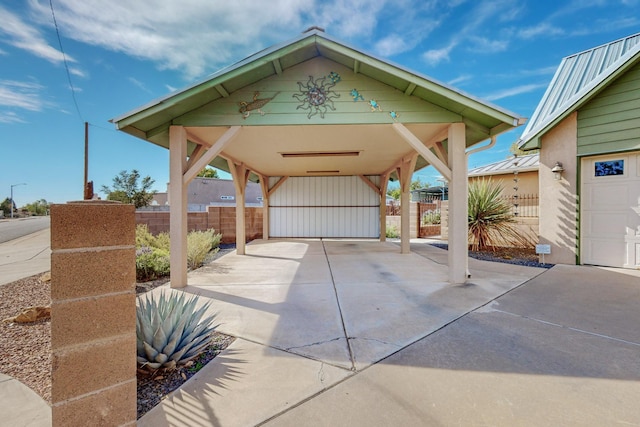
581,152,640,268
269,176,380,238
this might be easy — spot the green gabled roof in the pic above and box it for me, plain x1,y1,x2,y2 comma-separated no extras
518,32,640,150
112,29,524,148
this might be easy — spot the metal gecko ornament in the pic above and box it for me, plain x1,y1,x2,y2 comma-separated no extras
238,91,279,119
293,75,340,119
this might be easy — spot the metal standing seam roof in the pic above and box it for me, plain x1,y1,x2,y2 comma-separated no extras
518,32,640,148
468,153,539,177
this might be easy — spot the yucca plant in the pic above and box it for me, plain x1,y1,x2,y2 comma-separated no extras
468,179,530,251
136,291,216,371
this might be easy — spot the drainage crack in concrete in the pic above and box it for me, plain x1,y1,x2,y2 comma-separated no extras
286,336,344,351
349,336,402,348
321,238,357,371
489,308,640,347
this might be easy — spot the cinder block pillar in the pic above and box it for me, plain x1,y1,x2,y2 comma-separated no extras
50,201,136,427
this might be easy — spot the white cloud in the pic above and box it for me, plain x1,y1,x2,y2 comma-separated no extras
484,83,548,101
448,74,472,86
128,77,152,94
0,4,73,64
374,34,411,57
26,0,319,79
423,42,456,66
468,36,509,53
518,22,564,40
165,84,177,93
0,111,27,124
0,80,45,111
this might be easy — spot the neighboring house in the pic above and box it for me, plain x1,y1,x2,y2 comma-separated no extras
148,177,263,211
411,186,448,201
518,32,640,269
468,153,539,195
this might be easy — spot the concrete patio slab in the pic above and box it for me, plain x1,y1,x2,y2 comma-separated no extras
185,282,352,369
266,306,640,427
491,263,640,344
138,338,353,427
0,373,51,427
140,239,639,426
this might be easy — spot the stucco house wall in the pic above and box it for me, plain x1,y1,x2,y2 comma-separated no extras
538,112,579,265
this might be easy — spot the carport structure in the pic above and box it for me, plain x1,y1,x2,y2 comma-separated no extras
112,29,524,287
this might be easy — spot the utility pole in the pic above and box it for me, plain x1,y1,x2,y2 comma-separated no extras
84,122,94,199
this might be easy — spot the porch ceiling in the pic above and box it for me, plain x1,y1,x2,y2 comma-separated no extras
187,123,448,177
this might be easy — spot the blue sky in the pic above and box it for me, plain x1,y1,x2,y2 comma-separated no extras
1,0,639,206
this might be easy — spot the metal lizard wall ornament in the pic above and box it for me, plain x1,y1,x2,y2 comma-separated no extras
368,99,382,112
238,91,279,119
350,89,364,101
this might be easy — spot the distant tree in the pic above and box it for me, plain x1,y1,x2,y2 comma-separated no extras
24,199,50,216
387,187,401,200
509,141,539,157
101,170,157,208
0,197,15,215
387,178,429,201
197,167,219,178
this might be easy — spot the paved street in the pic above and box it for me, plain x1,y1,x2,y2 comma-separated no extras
0,217,51,286
0,216,50,244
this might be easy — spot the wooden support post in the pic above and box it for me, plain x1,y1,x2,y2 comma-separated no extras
259,175,270,240
379,172,390,242
399,155,418,254
448,123,468,283
228,159,248,255
169,126,188,288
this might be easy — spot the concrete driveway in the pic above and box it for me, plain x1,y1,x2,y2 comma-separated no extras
139,239,640,426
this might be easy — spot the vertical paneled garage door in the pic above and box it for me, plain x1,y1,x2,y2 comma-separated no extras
269,176,380,238
581,152,640,268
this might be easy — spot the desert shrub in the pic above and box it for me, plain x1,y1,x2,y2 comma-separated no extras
422,210,441,225
136,247,170,281
187,229,222,269
385,225,400,238
468,179,532,251
154,232,171,252
136,224,156,248
136,290,216,370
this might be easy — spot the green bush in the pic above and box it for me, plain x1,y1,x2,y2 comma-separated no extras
422,210,441,225
135,225,223,280
187,229,222,269
136,247,170,281
385,225,400,238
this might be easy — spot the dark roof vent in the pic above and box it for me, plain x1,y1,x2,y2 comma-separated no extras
303,26,325,33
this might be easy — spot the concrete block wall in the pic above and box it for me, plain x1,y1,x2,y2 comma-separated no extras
136,206,263,243
50,201,136,427
385,202,419,238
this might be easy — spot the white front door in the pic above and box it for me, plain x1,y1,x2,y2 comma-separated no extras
581,152,640,268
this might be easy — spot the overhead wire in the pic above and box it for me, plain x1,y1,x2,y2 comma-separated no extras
49,0,84,123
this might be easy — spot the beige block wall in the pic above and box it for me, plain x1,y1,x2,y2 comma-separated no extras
385,202,418,238
539,112,578,264
50,201,136,427
135,206,264,243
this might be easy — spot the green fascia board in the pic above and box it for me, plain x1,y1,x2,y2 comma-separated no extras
517,51,640,149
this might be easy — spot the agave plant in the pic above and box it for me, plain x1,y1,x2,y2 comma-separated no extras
136,291,216,370
468,179,531,251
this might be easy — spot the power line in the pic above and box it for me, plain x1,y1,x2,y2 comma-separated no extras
49,0,84,123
